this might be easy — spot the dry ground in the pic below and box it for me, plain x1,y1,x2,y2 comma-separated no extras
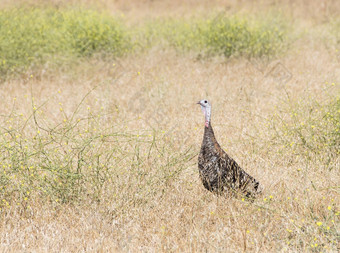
0,0,339,252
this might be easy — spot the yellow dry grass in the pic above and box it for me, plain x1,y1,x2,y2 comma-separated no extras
0,0,339,252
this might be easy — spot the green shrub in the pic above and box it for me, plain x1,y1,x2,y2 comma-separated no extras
140,14,287,57
201,15,286,57
0,7,130,78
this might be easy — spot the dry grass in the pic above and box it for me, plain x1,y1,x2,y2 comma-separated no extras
0,1,339,252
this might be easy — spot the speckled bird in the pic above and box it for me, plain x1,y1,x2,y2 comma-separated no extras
197,99,262,198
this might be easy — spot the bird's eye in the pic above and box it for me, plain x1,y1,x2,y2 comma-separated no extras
204,100,207,103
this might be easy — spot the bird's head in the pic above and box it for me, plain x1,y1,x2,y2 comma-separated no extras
197,99,211,127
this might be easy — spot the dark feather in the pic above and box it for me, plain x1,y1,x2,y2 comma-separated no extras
198,122,261,198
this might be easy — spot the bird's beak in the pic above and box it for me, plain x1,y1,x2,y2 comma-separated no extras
197,101,201,105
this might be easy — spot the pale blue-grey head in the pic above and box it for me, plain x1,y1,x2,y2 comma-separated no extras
197,99,211,127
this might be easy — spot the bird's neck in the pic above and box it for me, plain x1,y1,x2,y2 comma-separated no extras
204,107,211,127
204,121,215,138
203,122,223,155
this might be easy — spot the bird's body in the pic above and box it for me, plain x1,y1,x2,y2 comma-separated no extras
197,100,261,198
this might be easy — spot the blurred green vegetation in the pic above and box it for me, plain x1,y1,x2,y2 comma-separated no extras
139,14,287,57
0,7,130,78
175,15,284,57
0,7,288,79
201,15,286,57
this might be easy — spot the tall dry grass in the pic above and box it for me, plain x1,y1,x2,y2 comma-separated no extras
0,0,339,252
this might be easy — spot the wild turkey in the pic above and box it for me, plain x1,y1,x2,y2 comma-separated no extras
197,99,262,198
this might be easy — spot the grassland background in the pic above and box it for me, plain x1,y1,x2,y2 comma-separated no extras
0,0,339,252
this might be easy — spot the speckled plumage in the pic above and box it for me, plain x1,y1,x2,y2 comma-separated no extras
197,100,261,198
